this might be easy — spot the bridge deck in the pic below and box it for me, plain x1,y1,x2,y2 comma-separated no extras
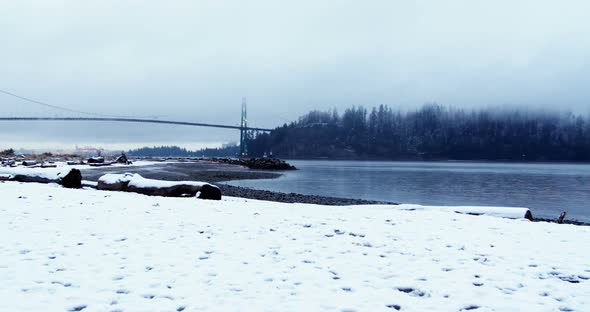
0,117,272,132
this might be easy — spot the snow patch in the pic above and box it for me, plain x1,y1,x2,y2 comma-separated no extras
97,173,208,188
0,166,71,180
391,204,532,220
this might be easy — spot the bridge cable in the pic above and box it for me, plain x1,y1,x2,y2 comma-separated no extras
0,88,163,119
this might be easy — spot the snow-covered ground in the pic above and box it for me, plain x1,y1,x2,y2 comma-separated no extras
1,182,588,312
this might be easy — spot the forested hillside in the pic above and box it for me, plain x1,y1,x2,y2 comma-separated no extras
247,104,590,161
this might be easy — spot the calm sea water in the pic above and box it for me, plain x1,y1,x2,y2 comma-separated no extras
226,160,590,222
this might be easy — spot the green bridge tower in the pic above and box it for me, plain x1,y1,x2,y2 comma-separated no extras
239,97,248,157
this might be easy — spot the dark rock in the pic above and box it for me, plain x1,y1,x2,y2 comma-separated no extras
60,169,82,189
87,156,104,164
115,153,129,164
207,157,297,170
242,158,296,170
198,184,222,200
558,211,567,224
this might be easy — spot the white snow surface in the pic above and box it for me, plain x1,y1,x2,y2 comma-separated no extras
1,182,588,312
396,205,531,220
0,166,73,180
81,180,98,188
99,173,208,188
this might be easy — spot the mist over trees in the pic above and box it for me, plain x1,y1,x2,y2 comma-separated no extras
247,104,590,161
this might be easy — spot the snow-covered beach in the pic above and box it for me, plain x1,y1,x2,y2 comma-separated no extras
1,181,589,311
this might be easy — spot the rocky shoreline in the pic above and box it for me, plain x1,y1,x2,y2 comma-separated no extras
205,157,297,170
218,184,397,206
81,160,394,206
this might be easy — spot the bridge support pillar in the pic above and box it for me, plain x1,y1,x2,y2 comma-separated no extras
239,98,248,157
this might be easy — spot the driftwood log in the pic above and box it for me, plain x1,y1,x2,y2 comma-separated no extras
449,206,533,220
97,173,222,200
7,168,82,189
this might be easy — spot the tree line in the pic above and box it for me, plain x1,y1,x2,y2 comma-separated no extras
127,144,239,157
127,146,200,157
245,104,590,161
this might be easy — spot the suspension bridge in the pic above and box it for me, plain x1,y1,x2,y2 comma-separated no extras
0,90,272,156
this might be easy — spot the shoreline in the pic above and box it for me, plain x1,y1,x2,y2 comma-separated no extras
81,160,590,225
81,160,397,206
4,156,587,225
270,157,590,164
217,184,396,206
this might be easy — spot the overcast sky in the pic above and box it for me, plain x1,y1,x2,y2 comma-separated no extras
1,0,589,150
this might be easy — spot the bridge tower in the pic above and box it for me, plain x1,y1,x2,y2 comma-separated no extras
239,97,248,157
